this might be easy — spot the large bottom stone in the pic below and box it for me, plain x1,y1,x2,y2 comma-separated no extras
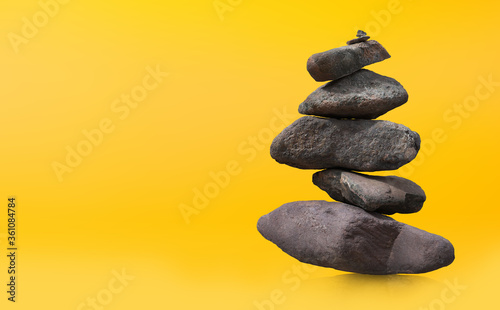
257,201,454,275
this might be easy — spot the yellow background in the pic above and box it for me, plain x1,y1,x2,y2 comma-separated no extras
1,0,499,309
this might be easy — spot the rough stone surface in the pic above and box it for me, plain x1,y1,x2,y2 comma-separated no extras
347,36,370,45
270,116,420,171
298,69,408,119
307,41,390,82
257,201,455,274
312,169,426,214
356,30,367,37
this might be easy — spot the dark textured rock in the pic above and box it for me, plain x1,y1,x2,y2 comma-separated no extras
307,41,390,82
299,69,408,119
257,201,455,274
270,116,420,171
356,30,367,37
347,36,370,45
313,169,426,214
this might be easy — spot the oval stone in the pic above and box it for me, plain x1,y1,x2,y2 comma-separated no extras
299,69,409,119
307,40,390,82
257,201,455,275
270,116,421,171
313,169,426,214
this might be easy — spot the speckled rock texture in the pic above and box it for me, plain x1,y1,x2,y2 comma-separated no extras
270,116,420,171
313,169,426,214
299,69,408,119
257,201,455,275
307,40,390,82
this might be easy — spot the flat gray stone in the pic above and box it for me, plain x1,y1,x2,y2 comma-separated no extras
257,201,455,274
347,36,370,45
270,116,420,171
298,69,408,119
313,169,426,214
307,41,390,82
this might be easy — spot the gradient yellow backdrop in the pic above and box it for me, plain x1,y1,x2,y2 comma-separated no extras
1,0,499,309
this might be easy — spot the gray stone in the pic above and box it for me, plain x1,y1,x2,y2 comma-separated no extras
299,69,408,119
307,41,390,82
356,30,367,37
270,116,420,171
313,169,426,214
347,36,370,45
257,201,455,274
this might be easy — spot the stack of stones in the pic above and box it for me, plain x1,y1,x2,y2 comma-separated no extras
257,32,455,275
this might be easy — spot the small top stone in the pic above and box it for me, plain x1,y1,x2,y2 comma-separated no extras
356,30,367,37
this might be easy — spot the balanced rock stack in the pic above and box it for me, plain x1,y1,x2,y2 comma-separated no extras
257,31,455,275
